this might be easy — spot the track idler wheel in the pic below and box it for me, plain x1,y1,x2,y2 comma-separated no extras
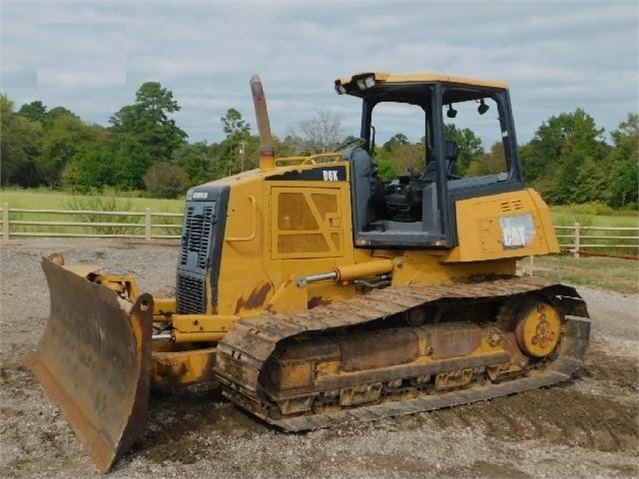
514,299,561,358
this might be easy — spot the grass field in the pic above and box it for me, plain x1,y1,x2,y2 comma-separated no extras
520,254,638,295
0,189,184,236
549,205,638,257
552,212,638,228
0,189,184,212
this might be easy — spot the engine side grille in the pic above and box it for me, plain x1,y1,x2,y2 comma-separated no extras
176,273,205,314
177,201,216,314
198,207,214,269
179,206,195,266
180,205,214,270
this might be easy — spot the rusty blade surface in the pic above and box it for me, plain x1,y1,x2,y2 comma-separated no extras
25,258,153,473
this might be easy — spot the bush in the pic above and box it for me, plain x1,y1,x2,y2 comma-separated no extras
65,193,139,235
561,202,615,216
143,162,188,199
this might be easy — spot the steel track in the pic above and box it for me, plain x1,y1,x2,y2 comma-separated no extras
214,276,590,431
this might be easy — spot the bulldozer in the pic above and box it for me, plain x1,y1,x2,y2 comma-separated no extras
26,72,590,473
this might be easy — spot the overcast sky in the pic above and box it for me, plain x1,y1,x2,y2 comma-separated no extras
1,0,637,148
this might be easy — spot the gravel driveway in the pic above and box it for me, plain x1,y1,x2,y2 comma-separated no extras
1,239,637,478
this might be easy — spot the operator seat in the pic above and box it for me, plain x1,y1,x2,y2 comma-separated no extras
346,147,376,234
422,140,461,181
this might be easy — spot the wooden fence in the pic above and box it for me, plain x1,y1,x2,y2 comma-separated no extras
1,203,638,257
555,223,638,258
1,203,183,240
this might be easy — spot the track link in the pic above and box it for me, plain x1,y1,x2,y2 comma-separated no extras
214,276,590,431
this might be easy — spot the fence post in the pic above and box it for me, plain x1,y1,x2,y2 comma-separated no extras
573,222,580,258
2,203,9,240
145,208,152,240
528,255,534,276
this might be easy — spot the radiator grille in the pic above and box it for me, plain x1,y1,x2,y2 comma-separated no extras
177,201,216,314
180,205,215,269
176,273,205,314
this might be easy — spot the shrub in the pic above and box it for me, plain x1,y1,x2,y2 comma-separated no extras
65,193,139,235
563,202,615,216
143,162,188,199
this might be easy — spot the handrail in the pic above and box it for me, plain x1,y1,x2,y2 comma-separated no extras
275,152,344,166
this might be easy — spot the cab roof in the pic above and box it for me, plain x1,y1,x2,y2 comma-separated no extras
335,71,509,96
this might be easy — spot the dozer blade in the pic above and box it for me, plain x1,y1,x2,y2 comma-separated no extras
25,258,154,473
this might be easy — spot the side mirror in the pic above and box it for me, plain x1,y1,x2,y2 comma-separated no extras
447,104,458,118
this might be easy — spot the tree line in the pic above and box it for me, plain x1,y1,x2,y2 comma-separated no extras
1,82,637,208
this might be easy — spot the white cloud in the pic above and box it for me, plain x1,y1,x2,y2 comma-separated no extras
37,69,126,89
32,22,127,89
1,0,636,145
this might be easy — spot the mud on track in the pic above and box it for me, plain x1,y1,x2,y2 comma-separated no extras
1,239,637,478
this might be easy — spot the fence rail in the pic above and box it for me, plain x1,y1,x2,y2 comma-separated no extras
1,203,183,240
2,204,638,257
556,223,638,258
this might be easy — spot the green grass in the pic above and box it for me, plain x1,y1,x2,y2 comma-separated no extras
0,188,184,212
521,254,638,295
549,205,638,257
0,189,184,236
550,203,638,227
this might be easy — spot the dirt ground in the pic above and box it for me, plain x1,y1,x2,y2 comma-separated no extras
1,239,637,479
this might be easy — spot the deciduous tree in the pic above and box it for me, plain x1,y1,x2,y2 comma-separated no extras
17,101,47,123
1,95,42,186
219,108,252,174
606,113,638,208
37,110,107,187
143,162,188,198
444,124,484,175
520,108,609,204
298,108,344,153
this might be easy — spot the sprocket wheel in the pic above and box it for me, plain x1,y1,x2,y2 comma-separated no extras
498,294,562,358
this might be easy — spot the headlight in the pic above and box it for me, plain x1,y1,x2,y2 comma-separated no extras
363,75,376,88
356,75,376,90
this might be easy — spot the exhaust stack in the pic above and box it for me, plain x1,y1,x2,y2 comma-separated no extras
250,75,275,171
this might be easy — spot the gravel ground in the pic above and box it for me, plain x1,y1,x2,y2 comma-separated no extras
1,239,637,479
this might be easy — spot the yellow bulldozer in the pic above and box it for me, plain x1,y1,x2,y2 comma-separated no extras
27,72,590,472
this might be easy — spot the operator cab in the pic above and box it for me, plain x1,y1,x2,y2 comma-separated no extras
335,72,525,249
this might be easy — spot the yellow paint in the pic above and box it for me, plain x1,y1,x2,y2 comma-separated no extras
151,347,216,388
336,71,509,90
153,298,176,316
515,302,561,358
163,160,560,328
93,273,140,301
171,314,237,342
212,159,358,317
274,322,508,392
336,259,393,281
443,188,559,263
146,144,560,387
